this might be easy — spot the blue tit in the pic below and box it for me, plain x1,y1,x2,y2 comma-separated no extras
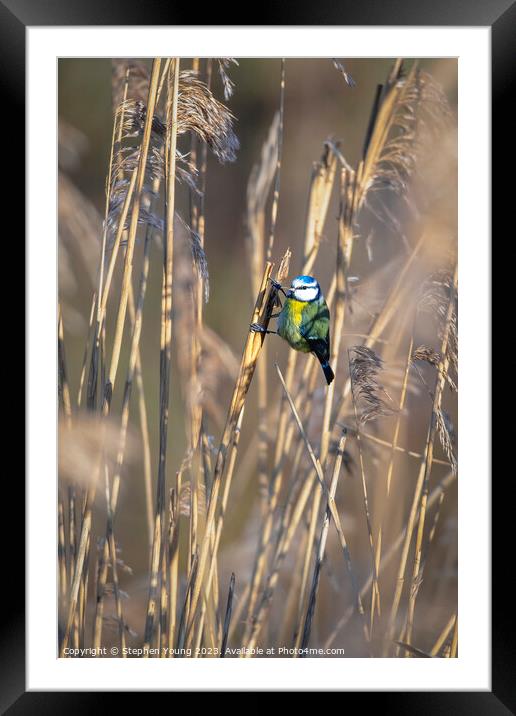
252,275,334,385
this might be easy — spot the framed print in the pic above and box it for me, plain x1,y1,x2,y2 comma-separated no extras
6,0,509,707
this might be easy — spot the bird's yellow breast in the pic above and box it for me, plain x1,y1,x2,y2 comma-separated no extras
277,298,312,352
288,298,306,326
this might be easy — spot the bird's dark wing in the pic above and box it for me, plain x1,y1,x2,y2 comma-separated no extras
301,331,334,384
302,333,330,364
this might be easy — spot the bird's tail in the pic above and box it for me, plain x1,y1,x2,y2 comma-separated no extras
320,359,335,385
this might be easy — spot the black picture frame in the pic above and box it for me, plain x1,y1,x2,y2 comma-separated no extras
5,0,509,709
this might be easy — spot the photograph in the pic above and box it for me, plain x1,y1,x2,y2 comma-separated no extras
57,56,458,660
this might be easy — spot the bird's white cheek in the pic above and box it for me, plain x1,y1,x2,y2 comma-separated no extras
294,287,318,301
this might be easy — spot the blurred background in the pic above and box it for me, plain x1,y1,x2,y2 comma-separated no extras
59,58,457,656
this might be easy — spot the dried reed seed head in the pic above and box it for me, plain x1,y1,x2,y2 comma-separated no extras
412,345,442,367
418,269,458,379
107,168,208,292
178,480,207,518
217,58,239,100
108,67,238,245
414,276,458,461
418,269,454,311
361,65,453,234
118,99,166,140
436,408,457,474
277,248,292,283
175,213,210,301
332,59,356,88
106,148,198,249
302,142,339,269
118,70,239,163
418,269,457,336
176,70,239,162
412,344,457,391
106,106,167,248
349,346,394,424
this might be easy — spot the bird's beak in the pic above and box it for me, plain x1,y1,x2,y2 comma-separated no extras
286,288,294,298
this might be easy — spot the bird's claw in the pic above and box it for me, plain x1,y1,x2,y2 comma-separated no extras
268,277,282,291
250,322,265,333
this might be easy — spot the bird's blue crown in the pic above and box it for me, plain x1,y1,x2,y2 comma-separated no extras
289,275,321,302
291,275,319,289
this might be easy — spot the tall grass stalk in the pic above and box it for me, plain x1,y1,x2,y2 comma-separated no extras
143,58,178,651
183,258,286,646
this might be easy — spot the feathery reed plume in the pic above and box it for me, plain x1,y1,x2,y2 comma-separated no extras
332,59,356,87
179,479,207,519
217,58,238,100
122,70,239,162
419,270,458,378
412,345,442,367
177,67,239,162
175,213,210,302
106,63,239,267
358,61,451,209
412,344,457,392
349,346,394,424
436,409,457,476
